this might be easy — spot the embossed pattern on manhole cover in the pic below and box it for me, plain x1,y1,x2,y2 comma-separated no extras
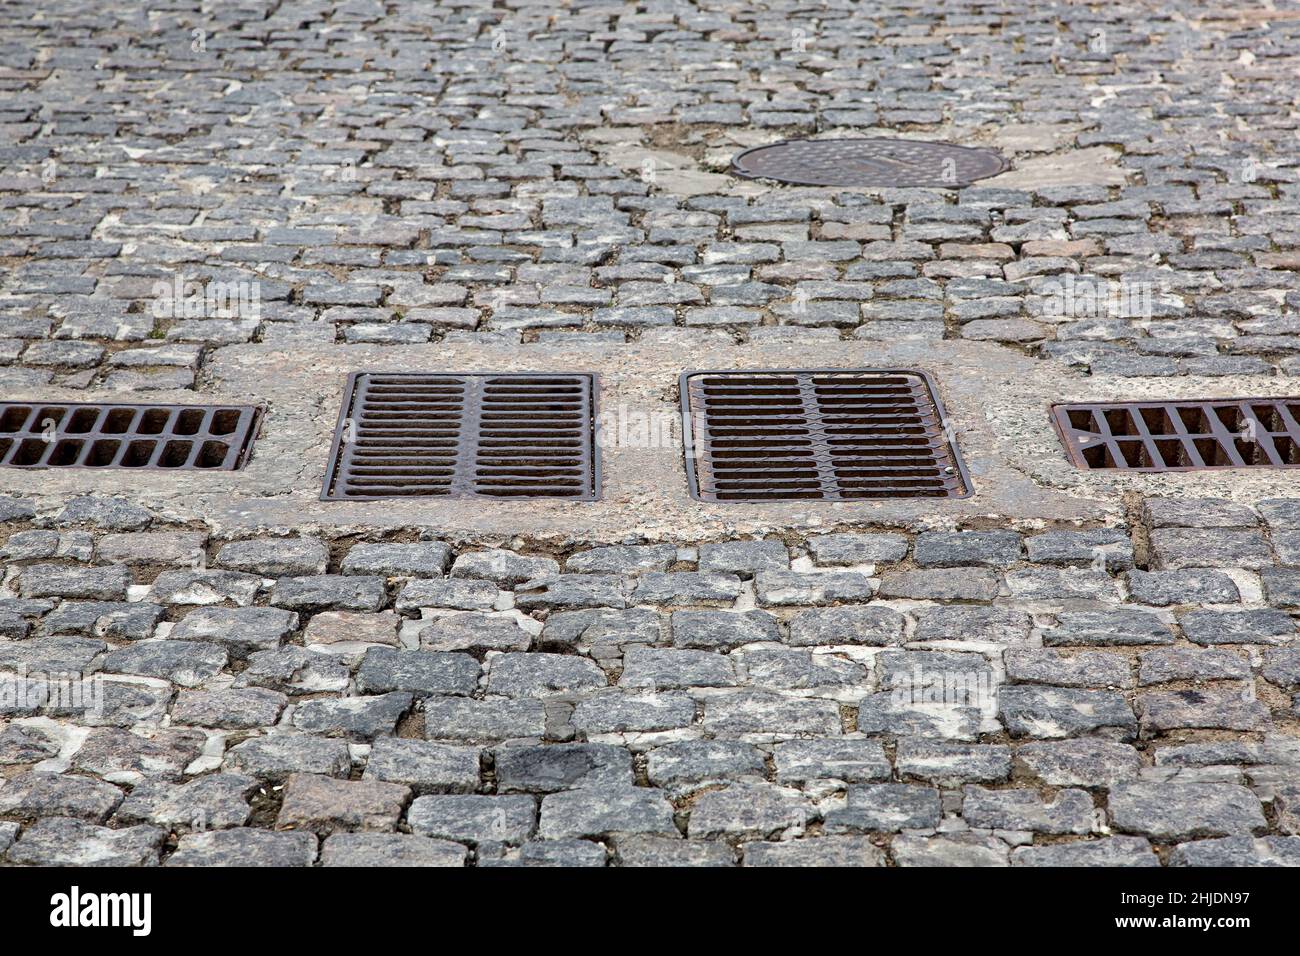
322,372,600,500
681,369,971,502
731,138,1008,188
0,402,261,470
1053,398,1300,471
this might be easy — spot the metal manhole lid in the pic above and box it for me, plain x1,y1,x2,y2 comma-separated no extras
0,401,261,471
322,372,600,501
680,369,971,502
731,138,1008,188
1053,398,1300,471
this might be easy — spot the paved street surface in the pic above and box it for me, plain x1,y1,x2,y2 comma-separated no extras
2,1,1300,866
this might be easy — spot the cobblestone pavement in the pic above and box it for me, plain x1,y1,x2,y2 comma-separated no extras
2,1,1300,866
4,502,1300,866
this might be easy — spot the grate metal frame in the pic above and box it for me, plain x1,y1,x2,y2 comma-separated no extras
680,368,972,502
1052,398,1300,472
322,371,601,501
730,137,1009,188
0,401,261,471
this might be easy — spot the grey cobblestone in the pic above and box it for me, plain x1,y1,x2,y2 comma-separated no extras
961,786,1095,835
321,833,466,868
1109,783,1267,841
216,538,328,577
826,784,941,833
166,830,317,868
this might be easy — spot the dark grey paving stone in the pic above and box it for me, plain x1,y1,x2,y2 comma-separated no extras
1011,836,1158,867
9,817,164,866
320,833,467,867
166,829,318,867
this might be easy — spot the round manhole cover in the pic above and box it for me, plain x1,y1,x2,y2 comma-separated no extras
730,138,1009,188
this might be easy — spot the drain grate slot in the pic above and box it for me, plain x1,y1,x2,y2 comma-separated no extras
0,402,260,471
681,369,970,502
730,138,1008,188
322,372,599,500
1053,399,1300,472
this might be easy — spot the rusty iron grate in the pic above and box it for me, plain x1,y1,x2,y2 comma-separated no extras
730,138,1008,188
680,369,971,502
322,372,600,500
1053,399,1300,471
0,402,260,470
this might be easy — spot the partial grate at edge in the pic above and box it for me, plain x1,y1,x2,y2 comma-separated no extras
0,402,260,471
1053,398,1300,471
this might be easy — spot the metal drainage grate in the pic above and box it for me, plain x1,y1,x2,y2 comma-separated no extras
322,372,600,500
730,138,1008,188
0,402,260,470
1053,399,1300,472
680,369,971,502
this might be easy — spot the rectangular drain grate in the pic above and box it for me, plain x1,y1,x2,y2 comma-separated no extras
680,369,971,501
1053,398,1300,471
322,372,600,500
0,402,260,470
